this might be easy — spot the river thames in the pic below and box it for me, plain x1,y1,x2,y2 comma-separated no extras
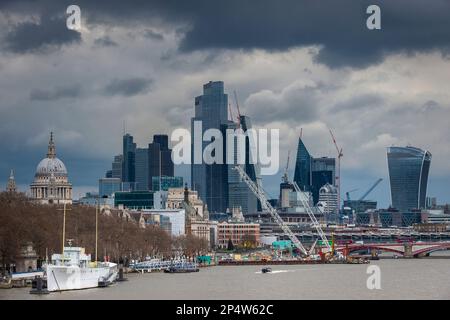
1,256,450,300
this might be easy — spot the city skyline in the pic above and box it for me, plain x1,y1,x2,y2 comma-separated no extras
1,1,450,207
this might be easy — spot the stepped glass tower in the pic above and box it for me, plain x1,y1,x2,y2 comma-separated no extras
30,132,72,204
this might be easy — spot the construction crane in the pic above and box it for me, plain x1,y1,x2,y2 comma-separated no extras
292,181,332,253
329,128,343,214
282,151,290,183
345,189,358,201
233,90,242,128
359,178,383,201
233,165,309,256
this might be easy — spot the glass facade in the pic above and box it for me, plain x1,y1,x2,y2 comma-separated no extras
99,178,122,197
293,137,335,205
135,148,149,191
191,81,229,213
122,134,136,185
148,134,174,191
152,176,184,191
293,137,312,191
387,146,432,211
114,191,154,209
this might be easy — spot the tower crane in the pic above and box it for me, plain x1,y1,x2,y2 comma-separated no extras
345,189,358,201
282,151,290,183
233,90,242,128
233,165,309,256
329,128,343,214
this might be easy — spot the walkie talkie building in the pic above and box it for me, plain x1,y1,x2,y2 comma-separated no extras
387,146,432,211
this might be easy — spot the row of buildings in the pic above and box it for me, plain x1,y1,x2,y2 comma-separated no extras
3,81,448,250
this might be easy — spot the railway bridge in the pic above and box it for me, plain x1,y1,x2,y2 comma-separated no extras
335,242,450,258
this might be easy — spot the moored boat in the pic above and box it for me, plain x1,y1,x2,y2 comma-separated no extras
45,246,117,292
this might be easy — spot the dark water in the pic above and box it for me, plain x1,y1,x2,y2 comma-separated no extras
1,257,450,300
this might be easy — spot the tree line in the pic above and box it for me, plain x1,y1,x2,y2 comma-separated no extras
0,192,208,274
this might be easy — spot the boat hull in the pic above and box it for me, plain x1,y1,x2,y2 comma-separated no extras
46,263,117,292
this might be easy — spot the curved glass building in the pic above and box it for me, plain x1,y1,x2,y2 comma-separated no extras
387,146,432,211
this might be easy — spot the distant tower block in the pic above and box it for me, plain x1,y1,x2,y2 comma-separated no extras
6,169,17,192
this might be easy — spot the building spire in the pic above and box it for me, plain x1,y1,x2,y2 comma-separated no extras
6,169,17,192
47,131,56,158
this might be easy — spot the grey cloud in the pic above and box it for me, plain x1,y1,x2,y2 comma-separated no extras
332,94,384,113
4,14,81,54
94,36,118,47
30,84,82,101
103,78,153,97
2,1,450,68
143,29,164,41
244,81,320,125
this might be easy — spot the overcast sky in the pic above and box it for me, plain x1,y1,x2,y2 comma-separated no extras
1,1,450,206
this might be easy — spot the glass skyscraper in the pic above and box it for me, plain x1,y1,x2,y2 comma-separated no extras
135,148,149,191
293,136,335,205
122,134,136,186
387,146,432,211
148,134,174,191
293,137,312,191
191,81,229,213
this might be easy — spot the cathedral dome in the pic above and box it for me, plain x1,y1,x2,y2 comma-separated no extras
33,132,68,177
36,157,67,176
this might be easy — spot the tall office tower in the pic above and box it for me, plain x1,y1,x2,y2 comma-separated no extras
387,146,432,211
191,81,229,213
293,137,312,191
122,134,136,187
135,148,149,191
293,135,335,205
311,157,335,205
111,155,123,179
148,134,174,190
227,115,261,215
153,134,169,151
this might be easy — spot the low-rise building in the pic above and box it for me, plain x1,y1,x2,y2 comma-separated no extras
413,223,447,233
217,222,260,248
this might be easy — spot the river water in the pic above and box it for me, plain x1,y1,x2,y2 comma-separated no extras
1,256,450,300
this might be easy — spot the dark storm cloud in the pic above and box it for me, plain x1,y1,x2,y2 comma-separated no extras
2,0,450,68
93,36,118,47
30,84,82,101
103,78,153,97
4,14,81,54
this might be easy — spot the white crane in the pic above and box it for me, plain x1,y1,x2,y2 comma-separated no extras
292,181,332,253
233,165,309,256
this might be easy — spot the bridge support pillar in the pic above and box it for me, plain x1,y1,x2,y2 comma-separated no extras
404,243,413,258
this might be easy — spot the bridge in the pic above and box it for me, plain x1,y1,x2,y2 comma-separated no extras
335,242,450,258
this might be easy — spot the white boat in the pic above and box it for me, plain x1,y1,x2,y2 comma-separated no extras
45,246,117,292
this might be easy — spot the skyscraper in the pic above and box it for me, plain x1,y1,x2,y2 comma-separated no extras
387,146,432,211
111,155,123,179
135,148,149,191
148,134,174,190
311,157,335,205
227,115,260,215
293,135,335,205
191,81,229,213
293,137,312,191
122,134,136,186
